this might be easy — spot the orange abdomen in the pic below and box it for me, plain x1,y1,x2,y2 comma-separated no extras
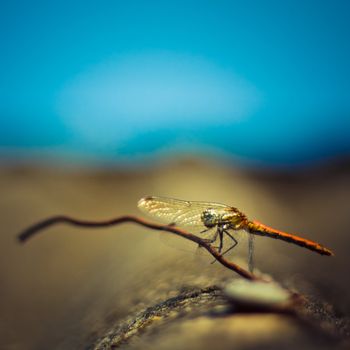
247,221,334,256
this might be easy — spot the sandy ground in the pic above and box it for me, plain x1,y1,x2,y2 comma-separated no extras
0,157,349,349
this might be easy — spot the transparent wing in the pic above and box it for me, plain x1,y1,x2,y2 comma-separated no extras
137,196,229,229
138,196,254,269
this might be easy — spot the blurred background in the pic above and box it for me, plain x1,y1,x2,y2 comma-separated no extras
1,1,350,349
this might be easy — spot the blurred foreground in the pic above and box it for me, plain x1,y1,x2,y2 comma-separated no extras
0,157,349,349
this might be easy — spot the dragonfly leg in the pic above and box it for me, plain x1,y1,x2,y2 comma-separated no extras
220,229,238,257
218,228,224,253
201,227,219,244
208,226,223,249
210,229,237,264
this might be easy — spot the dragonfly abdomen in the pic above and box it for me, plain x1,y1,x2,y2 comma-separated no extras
247,221,334,256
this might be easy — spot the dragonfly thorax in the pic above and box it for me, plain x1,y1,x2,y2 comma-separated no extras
201,208,247,229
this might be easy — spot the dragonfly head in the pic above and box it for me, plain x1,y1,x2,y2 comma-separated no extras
201,209,219,228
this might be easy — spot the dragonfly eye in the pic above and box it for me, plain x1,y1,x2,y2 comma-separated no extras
201,209,217,228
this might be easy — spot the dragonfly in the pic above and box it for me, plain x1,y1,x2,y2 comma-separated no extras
138,196,334,271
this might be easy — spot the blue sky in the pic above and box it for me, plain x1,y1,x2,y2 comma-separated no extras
1,1,350,165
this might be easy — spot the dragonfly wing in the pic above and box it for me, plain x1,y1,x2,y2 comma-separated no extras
248,233,255,273
138,196,229,230
138,196,253,266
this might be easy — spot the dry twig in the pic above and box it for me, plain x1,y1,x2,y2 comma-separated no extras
17,215,257,280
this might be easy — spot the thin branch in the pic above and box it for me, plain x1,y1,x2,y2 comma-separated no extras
17,215,257,280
